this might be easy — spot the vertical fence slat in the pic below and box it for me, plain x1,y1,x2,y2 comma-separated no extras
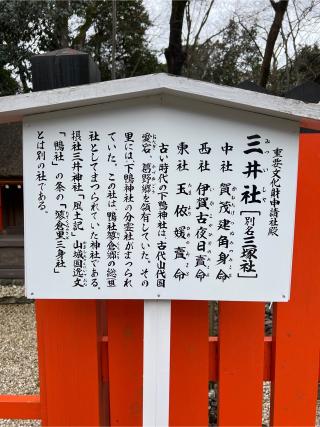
270,132,320,426
107,300,144,426
169,301,209,426
36,300,107,426
218,302,265,426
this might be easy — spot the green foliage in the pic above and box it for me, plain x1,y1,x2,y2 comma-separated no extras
0,0,46,94
0,0,159,95
80,1,160,80
294,44,320,83
0,67,19,96
274,44,320,94
184,19,262,86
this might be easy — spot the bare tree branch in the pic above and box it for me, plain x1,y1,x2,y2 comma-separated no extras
235,18,264,59
192,0,215,47
184,0,219,77
201,27,226,46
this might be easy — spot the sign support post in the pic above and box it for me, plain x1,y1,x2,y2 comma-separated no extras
143,300,171,426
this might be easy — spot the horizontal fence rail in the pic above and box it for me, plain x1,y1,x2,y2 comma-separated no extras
0,336,319,421
0,395,41,420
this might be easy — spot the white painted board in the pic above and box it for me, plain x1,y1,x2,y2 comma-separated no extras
23,96,299,301
143,300,171,426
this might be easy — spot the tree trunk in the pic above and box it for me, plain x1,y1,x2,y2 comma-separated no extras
259,0,289,88
18,63,29,93
165,0,187,75
55,0,69,49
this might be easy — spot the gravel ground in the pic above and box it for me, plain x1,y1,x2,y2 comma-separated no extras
0,286,40,427
263,382,271,426
262,382,320,426
0,287,318,427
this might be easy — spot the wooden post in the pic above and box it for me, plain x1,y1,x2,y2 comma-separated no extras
143,300,171,426
107,300,144,426
36,300,108,426
218,302,265,426
169,300,209,426
270,131,320,426
31,49,107,426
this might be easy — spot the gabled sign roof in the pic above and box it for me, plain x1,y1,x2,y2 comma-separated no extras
0,73,319,128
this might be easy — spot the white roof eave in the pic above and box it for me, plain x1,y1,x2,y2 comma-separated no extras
0,73,319,128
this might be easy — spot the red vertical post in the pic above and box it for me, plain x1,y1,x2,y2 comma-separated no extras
36,300,108,426
106,300,144,426
218,302,265,426
270,132,320,426
169,300,209,426
30,49,105,427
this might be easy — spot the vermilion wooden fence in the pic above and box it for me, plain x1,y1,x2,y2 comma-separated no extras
0,131,319,426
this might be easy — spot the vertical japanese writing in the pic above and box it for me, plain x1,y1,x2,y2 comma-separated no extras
89,131,101,288
71,130,86,287
195,141,213,282
220,142,233,173
156,142,169,288
173,141,191,283
268,148,283,237
53,132,68,273
27,111,296,302
172,142,189,282
106,132,119,288
238,213,259,278
123,132,135,287
216,141,236,282
238,134,264,278
35,130,47,211
140,132,157,287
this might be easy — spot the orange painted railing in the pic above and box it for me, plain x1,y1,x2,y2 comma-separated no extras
0,336,319,422
0,395,41,420
0,134,319,426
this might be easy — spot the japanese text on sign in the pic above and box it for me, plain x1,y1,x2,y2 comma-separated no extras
23,101,299,301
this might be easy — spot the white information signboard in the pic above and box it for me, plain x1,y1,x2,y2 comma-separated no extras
23,97,299,301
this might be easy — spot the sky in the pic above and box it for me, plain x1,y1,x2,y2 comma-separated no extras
143,0,270,60
143,0,320,64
